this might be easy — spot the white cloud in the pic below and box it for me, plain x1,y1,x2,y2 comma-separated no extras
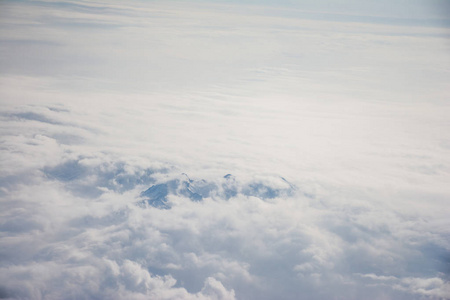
1,0,449,299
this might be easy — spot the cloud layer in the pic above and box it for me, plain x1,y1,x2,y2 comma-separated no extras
1,0,450,299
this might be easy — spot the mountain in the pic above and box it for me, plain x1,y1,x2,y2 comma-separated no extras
139,174,296,209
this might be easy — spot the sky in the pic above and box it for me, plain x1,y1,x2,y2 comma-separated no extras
1,0,450,299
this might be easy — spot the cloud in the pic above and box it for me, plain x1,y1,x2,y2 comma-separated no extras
357,274,450,299
1,0,450,299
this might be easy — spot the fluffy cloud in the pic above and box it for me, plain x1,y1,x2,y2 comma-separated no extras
1,0,449,299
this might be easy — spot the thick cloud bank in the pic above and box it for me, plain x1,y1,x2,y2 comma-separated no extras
1,0,450,299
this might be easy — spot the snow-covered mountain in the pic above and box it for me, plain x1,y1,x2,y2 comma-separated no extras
139,173,296,209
